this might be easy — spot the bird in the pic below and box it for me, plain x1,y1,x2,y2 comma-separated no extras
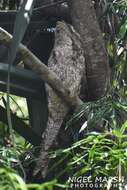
34,21,86,177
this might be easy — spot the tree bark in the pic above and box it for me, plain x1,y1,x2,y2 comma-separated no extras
69,0,110,100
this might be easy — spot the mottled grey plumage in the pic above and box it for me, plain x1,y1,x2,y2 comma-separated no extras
34,21,86,177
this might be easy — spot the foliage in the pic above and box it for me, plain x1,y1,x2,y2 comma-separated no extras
0,168,67,190
0,0,126,190
48,1,127,188
0,0,19,10
0,168,27,190
48,94,127,188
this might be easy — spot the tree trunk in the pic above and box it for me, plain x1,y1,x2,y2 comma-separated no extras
69,0,110,100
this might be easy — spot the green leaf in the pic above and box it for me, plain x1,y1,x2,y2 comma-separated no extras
120,121,127,134
118,20,127,39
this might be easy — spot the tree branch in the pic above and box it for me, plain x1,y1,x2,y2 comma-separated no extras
0,27,83,109
69,0,110,100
